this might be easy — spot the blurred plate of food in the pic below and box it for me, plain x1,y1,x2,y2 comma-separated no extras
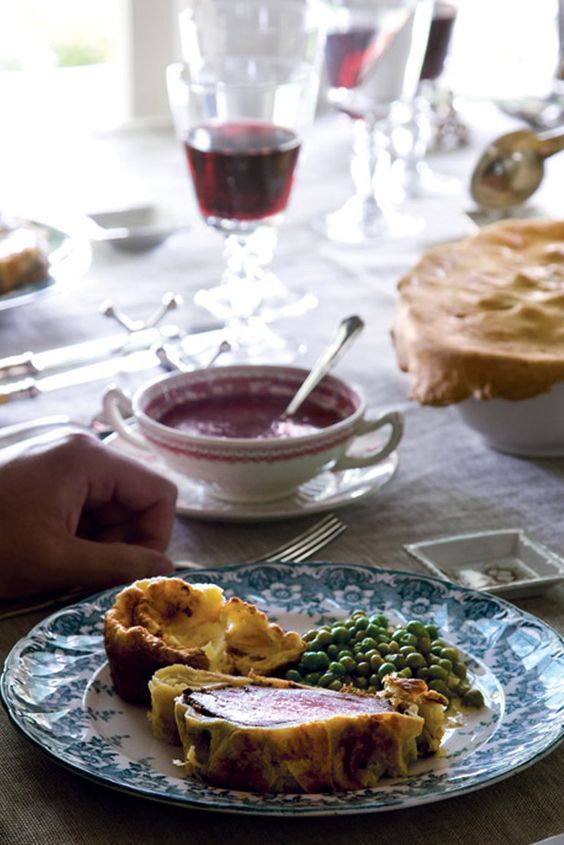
0,215,92,311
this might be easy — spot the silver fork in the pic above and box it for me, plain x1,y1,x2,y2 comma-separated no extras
174,513,347,571
0,514,347,620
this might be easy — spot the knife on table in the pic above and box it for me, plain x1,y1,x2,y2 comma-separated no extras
0,327,227,403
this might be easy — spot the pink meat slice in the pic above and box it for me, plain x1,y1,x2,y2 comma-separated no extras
184,684,395,727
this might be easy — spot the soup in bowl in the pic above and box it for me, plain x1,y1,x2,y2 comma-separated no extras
103,365,403,502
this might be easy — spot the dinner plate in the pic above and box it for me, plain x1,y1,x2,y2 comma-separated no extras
106,432,399,522
0,219,92,311
2,564,562,816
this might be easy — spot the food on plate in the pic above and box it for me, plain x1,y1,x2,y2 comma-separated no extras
392,218,564,405
285,609,484,708
0,216,49,294
149,663,250,744
172,666,447,793
103,577,305,704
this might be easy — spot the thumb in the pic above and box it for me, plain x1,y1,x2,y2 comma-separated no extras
69,537,174,590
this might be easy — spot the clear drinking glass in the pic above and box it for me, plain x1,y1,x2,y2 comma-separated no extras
316,0,432,245
170,0,324,353
389,0,467,200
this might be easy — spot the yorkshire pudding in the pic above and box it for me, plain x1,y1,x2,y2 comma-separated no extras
104,577,305,704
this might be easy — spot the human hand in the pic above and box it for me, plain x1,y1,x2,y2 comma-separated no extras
0,432,177,598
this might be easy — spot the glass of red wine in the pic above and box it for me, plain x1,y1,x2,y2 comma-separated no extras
317,0,433,244
389,0,467,200
168,0,324,357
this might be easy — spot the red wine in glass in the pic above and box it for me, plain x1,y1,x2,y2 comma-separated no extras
324,28,378,89
185,121,301,222
419,2,457,81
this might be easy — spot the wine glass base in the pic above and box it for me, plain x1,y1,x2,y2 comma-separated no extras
221,319,304,365
392,161,461,201
194,276,317,325
314,196,425,245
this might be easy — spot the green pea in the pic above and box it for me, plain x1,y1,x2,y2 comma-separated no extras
285,669,302,683
354,630,366,643
440,647,459,663
365,623,381,638
391,629,405,641
406,620,427,638
438,658,453,673
389,653,406,670
337,648,353,659
387,640,400,653
342,674,353,686
377,642,391,655
462,689,485,708
453,661,468,680
426,624,440,639
417,667,433,681
356,661,371,677
369,673,380,687
370,614,389,627
316,630,333,648
406,652,426,670
361,637,378,651
418,636,432,654
376,631,392,643
431,645,444,656
351,609,367,618
304,672,322,685
377,661,395,679
367,685,377,694
318,672,336,688
398,632,418,647
427,665,448,681
369,653,384,671
329,661,346,677
302,630,318,643
328,679,342,691
326,643,339,659
429,679,450,696
301,651,330,672
354,617,369,631
398,667,413,678
364,648,379,662
339,655,356,673
399,645,415,657
332,626,351,643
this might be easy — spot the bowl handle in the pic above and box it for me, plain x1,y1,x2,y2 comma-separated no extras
332,411,403,471
103,386,148,450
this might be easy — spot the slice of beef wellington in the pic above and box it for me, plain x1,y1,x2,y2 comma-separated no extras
173,668,447,793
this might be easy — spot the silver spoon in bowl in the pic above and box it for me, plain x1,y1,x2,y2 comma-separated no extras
284,315,364,418
470,126,564,210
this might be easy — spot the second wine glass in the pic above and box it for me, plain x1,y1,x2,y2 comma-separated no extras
317,0,433,245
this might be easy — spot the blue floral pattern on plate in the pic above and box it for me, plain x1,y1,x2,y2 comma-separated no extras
1,563,563,816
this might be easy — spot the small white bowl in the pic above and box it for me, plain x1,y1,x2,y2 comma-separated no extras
456,382,564,458
103,365,403,502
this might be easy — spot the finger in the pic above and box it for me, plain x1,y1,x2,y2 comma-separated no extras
79,498,177,552
67,537,175,590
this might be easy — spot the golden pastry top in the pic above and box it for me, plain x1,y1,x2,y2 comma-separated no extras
393,218,564,405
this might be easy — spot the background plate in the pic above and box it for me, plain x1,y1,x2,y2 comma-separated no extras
1,564,563,816
0,219,92,311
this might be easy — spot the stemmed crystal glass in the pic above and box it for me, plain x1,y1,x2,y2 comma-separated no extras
390,0,467,200
317,0,433,244
168,0,324,357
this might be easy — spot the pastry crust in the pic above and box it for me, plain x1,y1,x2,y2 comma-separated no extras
393,218,564,405
103,577,305,704
173,668,447,793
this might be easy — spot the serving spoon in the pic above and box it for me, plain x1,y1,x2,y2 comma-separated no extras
284,315,364,417
470,127,564,210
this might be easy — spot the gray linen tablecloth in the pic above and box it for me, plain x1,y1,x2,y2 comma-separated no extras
0,105,563,845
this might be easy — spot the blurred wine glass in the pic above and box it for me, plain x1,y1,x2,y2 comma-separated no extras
389,0,468,201
316,0,433,245
171,0,324,356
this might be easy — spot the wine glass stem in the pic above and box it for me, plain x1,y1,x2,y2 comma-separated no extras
350,117,393,218
221,229,275,321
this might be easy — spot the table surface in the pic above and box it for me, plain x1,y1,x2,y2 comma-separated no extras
0,101,563,845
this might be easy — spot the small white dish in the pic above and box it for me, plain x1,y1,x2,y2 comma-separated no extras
106,430,398,522
404,529,564,598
